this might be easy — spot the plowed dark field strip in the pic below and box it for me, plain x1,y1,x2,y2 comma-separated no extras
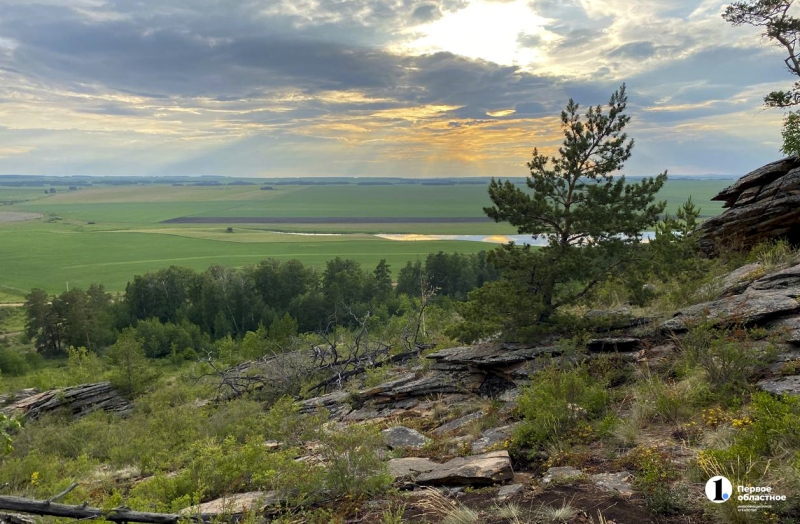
162,216,494,224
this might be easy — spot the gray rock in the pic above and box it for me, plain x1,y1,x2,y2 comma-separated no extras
496,483,524,501
414,450,514,486
712,158,796,207
471,424,517,453
750,263,800,292
0,382,131,420
382,426,431,450
542,466,583,484
433,411,484,435
426,344,557,368
591,471,633,496
766,316,800,344
298,390,352,419
696,156,800,255
710,262,764,297
360,373,418,398
757,375,800,396
661,291,800,332
181,491,283,516
387,457,439,481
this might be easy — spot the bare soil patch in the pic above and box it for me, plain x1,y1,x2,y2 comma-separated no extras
0,212,42,223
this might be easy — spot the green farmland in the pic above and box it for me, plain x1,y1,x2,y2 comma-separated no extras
0,178,732,299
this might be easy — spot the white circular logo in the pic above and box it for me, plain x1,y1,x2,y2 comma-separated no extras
705,476,732,503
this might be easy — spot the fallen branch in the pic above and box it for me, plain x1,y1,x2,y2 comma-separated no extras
0,495,217,524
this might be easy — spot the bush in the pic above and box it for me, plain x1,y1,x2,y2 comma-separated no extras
318,424,392,498
625,446,686,515
677,323,768,396
0,347,29,376
514,365,608,450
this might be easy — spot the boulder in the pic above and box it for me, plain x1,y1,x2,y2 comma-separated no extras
696,158,800,255
414,450,514,486
0,382,131,420
591,471,634,496
496,483,524,501
542,466,583,484
387,457,439,481
382,426,431,449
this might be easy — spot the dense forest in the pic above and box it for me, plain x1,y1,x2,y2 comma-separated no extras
14,251,500,365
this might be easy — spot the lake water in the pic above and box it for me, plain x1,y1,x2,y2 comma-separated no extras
374,233,657,244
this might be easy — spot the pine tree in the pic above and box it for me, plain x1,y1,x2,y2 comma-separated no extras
475,85,666,336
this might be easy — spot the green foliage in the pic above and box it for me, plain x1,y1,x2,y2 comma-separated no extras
0,413,20,455
677,323,766,395
748,238,796,268
106,329,159,397
514,365,608,450
66,346,104,384
782,110,800,156
319,424,392,497
626,446,686,515
469,85,666,338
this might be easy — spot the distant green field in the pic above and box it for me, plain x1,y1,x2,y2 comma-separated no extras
0,222,491,294
0,177,733,297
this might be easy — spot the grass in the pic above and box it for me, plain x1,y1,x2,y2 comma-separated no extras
0,222,492,293
0,178,731,295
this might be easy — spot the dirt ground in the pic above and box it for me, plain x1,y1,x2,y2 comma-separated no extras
0,212,42,223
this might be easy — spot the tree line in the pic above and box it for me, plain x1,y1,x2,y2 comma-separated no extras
23,252,499,358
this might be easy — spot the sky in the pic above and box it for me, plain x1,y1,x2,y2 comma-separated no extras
0,0,795,178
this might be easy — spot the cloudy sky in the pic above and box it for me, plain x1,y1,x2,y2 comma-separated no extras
0,0,794,177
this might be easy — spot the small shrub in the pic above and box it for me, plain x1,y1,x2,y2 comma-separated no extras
319,424,392,498
748,239,795,269
625,446,685,515
514,365,608,450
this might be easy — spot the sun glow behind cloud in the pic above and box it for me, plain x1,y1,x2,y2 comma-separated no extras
398,0,552,67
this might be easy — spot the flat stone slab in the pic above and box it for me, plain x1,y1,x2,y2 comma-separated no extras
710,263,763,297
382,426,430,449
542,466,583,484
471,424,517,453
388,457,439,481
181,491,282,515
394,451,513,486
750,263,800,292
661,291,800,332
757,375,800,396
433,411,484,435
496,483,524,501
591,471,633,496
426,344,556,367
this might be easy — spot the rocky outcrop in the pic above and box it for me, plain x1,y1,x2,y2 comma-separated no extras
662,262,800,335
181,491,283,516
696,157,800,255
1,382,131,420
382,426,430,450
389,450,514,486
